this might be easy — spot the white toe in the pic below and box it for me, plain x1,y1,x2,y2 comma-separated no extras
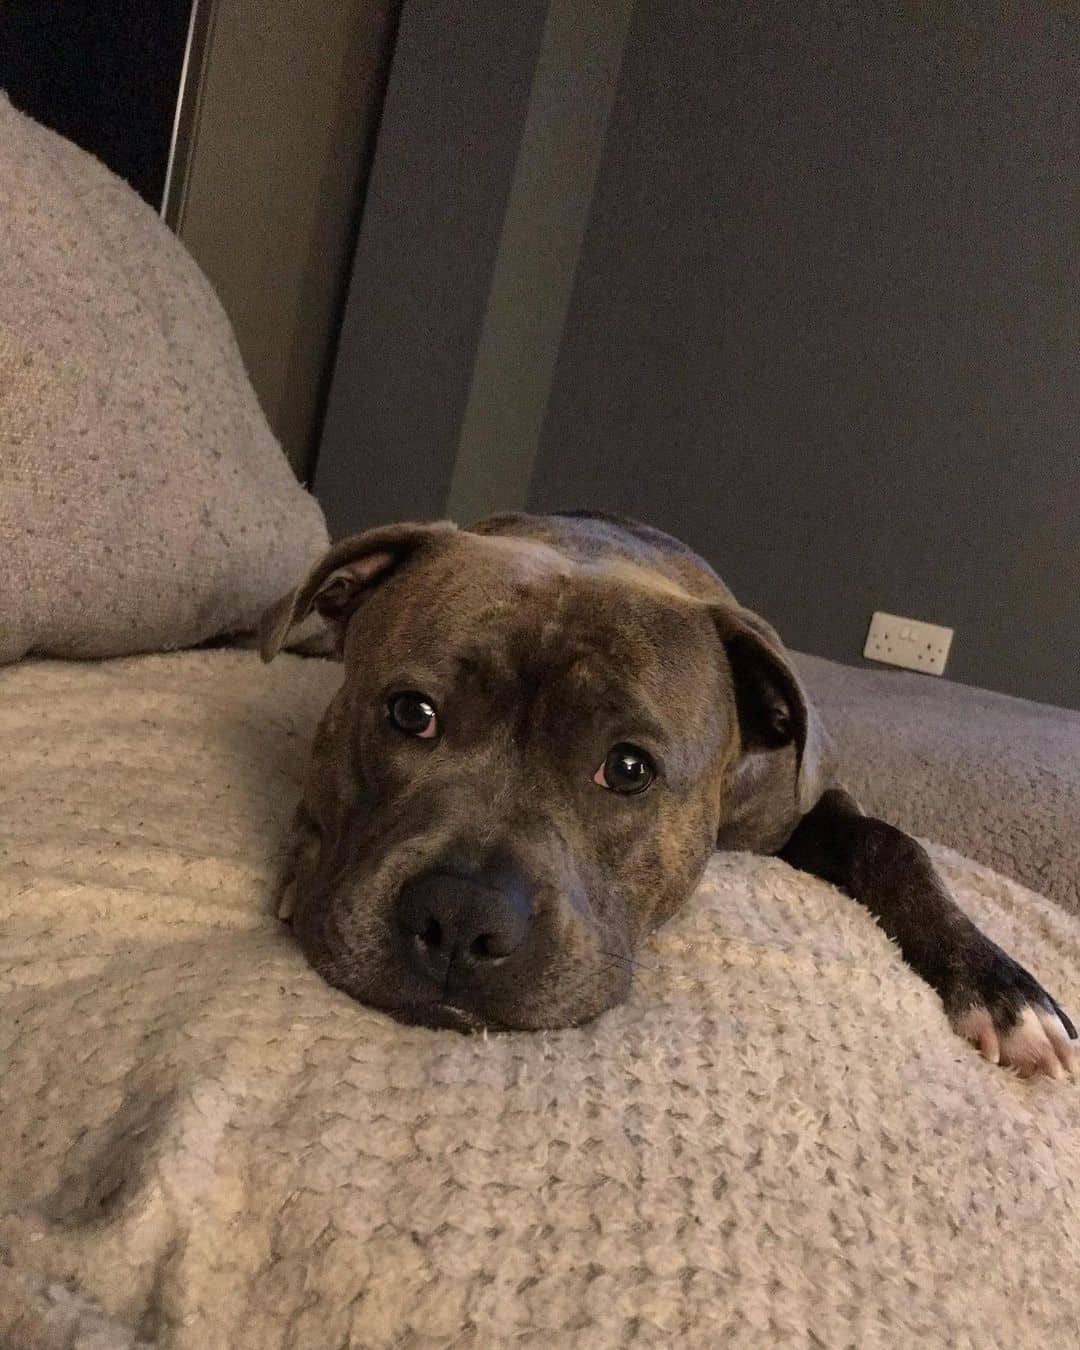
1000,1007,1070,1079
1035,1007,1076,1077
953,1006,1001,1064
953,1004,1076,1079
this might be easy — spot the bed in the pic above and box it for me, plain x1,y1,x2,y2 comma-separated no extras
3,91,1078,1349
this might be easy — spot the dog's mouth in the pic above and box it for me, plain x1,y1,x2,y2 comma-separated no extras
388,1000,497,1034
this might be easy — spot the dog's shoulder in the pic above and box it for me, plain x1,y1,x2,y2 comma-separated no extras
466,510,734,604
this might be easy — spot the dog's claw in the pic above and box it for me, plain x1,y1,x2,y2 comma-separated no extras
276,878,297,923
1048,996,1078,1040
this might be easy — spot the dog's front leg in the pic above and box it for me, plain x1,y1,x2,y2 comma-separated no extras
779,788,1076,1077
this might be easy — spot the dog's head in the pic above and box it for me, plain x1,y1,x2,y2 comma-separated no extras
260,521,806,1030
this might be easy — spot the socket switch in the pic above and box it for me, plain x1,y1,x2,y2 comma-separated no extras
863,611,953,676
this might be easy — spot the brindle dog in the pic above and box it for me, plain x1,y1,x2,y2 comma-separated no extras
259,512,1076,1078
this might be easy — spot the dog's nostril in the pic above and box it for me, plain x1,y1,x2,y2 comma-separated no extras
470,933,494,960
421,917,442,949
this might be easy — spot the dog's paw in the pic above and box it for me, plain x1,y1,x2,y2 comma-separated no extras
949,955,1077,1079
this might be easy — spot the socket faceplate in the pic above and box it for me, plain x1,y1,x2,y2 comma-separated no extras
863,611,953,675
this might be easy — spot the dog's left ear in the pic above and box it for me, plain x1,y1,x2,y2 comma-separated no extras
258,521,457,661
712,603,808,769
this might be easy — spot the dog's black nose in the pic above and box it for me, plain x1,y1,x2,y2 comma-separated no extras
395,869,531,981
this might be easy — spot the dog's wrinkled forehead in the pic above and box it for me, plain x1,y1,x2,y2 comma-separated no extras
348,532,722,730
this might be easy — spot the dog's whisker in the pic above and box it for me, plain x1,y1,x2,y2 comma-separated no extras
597,959,633,985
599,948,672,976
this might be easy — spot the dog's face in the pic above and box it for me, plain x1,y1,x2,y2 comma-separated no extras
262,523,804,1030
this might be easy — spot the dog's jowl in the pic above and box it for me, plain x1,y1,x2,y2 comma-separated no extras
260,511,1076,1078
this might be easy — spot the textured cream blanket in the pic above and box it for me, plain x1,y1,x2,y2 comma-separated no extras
1,652,1078,1349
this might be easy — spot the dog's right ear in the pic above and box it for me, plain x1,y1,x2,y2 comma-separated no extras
258,521,457,662
711,601,808,774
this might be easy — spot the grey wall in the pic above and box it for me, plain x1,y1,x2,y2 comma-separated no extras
315,0,551,535
316,0,1080,708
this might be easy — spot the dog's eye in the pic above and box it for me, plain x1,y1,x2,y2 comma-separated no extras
593,743,656,795
386,691,438,739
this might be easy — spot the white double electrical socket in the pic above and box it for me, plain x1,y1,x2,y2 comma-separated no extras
863,611,953,676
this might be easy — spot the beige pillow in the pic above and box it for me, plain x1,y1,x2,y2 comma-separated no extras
0,93,328,662
1,649,1078,1348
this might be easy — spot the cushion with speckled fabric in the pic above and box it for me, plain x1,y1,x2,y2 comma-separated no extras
2,649,1079,1349
0,93,328,662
